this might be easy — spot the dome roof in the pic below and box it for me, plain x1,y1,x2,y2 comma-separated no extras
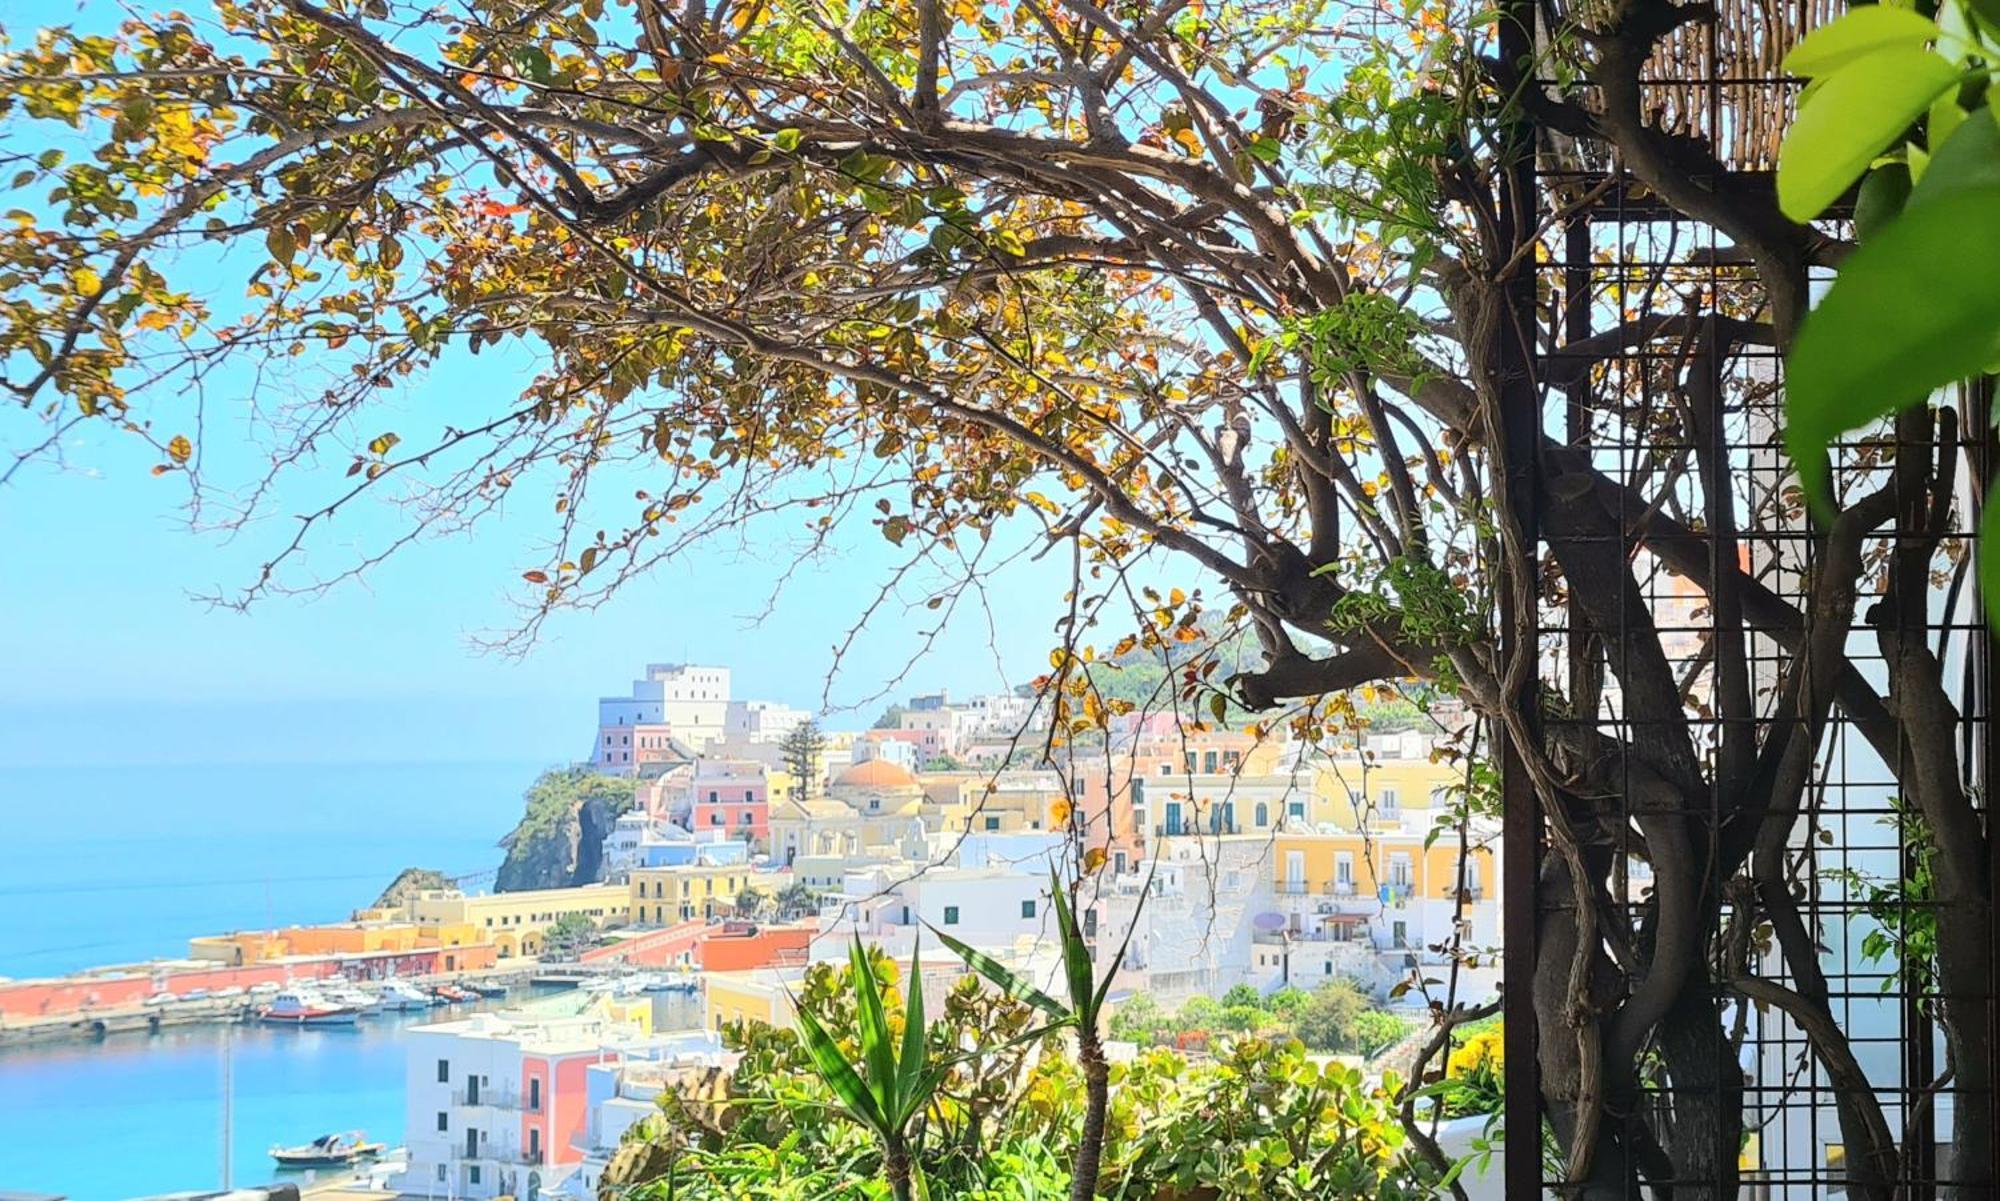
834,757,920,789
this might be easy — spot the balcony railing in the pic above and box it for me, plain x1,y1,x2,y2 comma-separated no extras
1277,880,1309,895
452,1087,520,1109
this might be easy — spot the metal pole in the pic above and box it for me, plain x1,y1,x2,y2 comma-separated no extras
220,1022,233,1189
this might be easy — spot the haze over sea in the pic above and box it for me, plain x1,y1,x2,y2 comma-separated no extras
0,759,541,978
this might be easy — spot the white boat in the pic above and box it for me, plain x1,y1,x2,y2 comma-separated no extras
377,979,436,1011
322,983,381,1015
258,987,359,1026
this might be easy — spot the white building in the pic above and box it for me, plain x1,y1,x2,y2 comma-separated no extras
723,699,813,743
596,664,732,757
1097,837,1275,1002
401,1011,644,1200
818,863,1054,955
567,1032,733,1199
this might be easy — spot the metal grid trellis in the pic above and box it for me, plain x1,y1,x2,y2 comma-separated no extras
1494,2,2000,1197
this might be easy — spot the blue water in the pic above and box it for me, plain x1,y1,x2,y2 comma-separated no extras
0,761,543,975
0,999,551,1200
0,759,553,1200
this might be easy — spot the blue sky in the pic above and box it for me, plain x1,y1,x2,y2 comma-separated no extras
0,366,1078,763
0,0,1172,767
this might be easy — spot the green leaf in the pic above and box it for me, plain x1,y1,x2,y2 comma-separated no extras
1786,185,2000,507
1047,868,1095,1018
847,935,897,1114
517,45,554,85
796,1003,888,1135
772,127,802,152
1852,164,1910,242
1908,109,2000,209
1776,47,1960,221
894,940,928,1124
1782,6,1938,77
928,923,1069,1020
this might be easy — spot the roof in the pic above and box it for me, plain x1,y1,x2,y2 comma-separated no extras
833,757,920,789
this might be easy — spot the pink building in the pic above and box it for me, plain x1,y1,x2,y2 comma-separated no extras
688,761,770,846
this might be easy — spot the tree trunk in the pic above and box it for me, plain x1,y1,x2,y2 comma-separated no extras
1071,1027,1110,1200
884,1138,913,1201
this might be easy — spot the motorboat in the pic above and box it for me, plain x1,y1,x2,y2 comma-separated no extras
321,983,381,1015
258,987,359,1026
269,1130,384,1168
468,980,509,998
377,978,436,1011
429,983,474,1003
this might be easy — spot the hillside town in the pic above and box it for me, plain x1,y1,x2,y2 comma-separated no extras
0,661,1503,1199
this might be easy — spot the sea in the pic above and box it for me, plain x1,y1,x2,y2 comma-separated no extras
0,759,551,1201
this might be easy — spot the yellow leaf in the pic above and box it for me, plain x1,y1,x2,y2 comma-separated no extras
72,267,102,297
166,434,192,463
1083,847,1108,874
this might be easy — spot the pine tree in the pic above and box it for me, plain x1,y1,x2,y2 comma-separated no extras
780,720,826,802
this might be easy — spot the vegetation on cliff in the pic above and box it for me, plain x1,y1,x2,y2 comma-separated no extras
370,867,454,911
495,768,640,892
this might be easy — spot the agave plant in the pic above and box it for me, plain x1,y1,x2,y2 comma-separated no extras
931,868,1144,1201
794,934,940,1201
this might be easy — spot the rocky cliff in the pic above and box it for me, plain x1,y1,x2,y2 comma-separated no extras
495,768,641,891
371,866,454,910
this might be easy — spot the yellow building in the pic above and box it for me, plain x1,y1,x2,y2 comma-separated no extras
187,919,485,965
704,969,798,1029
406,885,630,958
628,864,755,925
1308,744,1465,831
1271,830,1493,903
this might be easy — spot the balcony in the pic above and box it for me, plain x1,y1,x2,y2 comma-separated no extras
452,1086,521,1109
1276,880,1310,896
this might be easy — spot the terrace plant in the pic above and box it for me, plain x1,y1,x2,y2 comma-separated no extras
5,0,1996,1196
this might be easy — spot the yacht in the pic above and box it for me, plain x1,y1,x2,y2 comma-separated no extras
321,982,381,1015
377,979,436,1011
258,987,359,1026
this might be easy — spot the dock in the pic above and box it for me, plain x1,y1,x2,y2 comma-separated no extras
0,965,553,1050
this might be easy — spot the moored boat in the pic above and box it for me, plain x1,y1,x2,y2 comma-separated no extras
377,978,436,1010
469,980,509,998
269,1130,384,1168
258,987,359,1026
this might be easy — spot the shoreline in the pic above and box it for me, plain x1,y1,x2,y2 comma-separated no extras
0,963,574,1051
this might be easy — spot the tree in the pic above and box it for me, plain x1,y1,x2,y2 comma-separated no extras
779,720,827,802
733,883,768,920
3,2,1992,1198
543,910,597,958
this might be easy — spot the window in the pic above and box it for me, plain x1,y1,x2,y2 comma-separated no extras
529,1077,541,1112
1389,853,1413,888
437,1112,449,1132
1392,920,1409,948
1159,763,1172,776
469,1167,482,1186
870,799,880,810
1335,853,1353,886
744,789,754,802
709,790,719,802
1183,751,1197,773
1378,788,1400,817
1288,800,1305,820
944,905,960,925
1164,801,1183,836
1203,750,1218,773
1253,802,1268,828
436,1166,447,1183
740,811,753,825
710,813,723,826
1020,899,1036,919
984,816,1000,831
437,1059,450,1083
1323,960,1333,975
529,1129,542,1162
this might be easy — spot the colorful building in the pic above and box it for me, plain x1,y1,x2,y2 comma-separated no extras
405,886,630,959
402,1009,641,1199
686,760,771,847
627,864,762,926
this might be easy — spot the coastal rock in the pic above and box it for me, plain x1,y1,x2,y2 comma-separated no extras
494,768,640,891
371,866,454,910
